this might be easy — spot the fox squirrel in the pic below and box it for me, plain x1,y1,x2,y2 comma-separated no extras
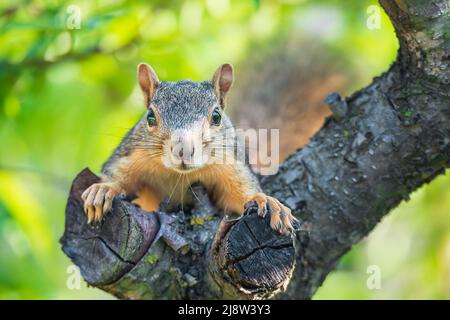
81,63,298,235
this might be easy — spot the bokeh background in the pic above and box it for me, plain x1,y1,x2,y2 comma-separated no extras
1,0,449,299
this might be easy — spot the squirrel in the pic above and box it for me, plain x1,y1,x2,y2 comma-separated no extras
81,63,298,235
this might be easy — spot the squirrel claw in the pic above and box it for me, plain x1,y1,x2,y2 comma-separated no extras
81,182,123,225
246,193,297,235
246,193,268,218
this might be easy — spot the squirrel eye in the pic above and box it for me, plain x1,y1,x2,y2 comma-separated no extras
147,109,157,127
211,108,222,126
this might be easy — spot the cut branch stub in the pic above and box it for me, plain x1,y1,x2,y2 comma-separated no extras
60,168,160,286
209,205,296,299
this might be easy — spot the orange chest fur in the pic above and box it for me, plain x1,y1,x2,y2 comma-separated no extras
117,149,254,214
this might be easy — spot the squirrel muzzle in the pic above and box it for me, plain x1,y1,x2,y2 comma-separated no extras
162,126,206,173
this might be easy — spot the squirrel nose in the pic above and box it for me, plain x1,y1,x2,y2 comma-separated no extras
171,141,195,162
177,145,194,159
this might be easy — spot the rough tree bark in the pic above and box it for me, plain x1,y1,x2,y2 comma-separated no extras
61,0,449,299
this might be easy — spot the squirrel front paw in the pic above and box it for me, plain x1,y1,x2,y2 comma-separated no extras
81,182,124,224
246,193,299,235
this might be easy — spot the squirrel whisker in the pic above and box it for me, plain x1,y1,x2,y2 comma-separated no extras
166,172,183,207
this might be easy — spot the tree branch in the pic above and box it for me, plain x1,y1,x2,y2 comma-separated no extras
61,0,449,299
274,0,450,298
61,169,295,299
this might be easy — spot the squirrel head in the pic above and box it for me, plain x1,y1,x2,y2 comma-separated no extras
137,63,235,173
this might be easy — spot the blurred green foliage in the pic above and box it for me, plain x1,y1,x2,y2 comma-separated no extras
0,0,448,299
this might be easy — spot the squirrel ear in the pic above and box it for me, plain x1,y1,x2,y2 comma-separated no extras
137,63,159,107
212,63,234,107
